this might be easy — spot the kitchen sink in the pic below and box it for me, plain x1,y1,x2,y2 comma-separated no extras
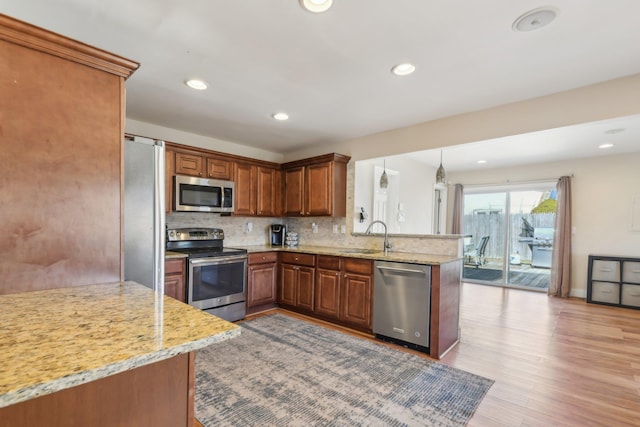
338,248,380,254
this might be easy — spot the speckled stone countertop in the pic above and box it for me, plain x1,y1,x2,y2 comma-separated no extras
233,244,460,265
165,250,188,259
0,281,239,408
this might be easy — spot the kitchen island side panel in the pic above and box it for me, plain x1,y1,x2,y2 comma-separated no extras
430,260,462,359
0,353,193,427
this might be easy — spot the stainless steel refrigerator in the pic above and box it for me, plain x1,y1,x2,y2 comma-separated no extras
124,136,166,292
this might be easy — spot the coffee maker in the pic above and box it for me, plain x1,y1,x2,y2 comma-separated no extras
270,224,286,246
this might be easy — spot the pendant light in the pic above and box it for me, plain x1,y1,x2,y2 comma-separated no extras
380,159,389,189
436,150,446,184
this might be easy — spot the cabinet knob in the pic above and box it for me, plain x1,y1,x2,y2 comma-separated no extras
300,211,304,215
335,272,340,276
344,274,348,278
306,212,310,215
262,256,266,260
199,172,203,176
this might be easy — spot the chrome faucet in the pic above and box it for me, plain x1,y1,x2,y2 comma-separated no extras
365,220,391,254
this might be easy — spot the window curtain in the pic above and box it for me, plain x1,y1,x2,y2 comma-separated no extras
549,176,572,297
452,184,463,234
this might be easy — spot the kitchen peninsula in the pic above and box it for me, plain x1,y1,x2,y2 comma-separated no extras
0,281,239,426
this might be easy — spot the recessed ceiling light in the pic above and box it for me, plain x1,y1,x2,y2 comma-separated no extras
300,0,332,13
185,79,207,90
391,63,416,76
272,112,289,121
599,143,614,149
513,7,557,32
477,160,487,164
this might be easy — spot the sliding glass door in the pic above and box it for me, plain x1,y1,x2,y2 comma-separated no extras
462,183,556,291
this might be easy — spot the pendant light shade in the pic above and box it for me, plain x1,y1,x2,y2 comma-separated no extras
436,150,446,184
380,160,389,189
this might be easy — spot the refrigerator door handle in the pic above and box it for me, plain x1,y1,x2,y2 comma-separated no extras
153,140,166,295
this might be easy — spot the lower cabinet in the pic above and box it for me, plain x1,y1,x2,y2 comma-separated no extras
315,255,373,331
165,258,186,302
278,252,316,312
247,252,278,314
588,255,640,309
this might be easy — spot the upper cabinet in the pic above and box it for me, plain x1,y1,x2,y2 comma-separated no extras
282,153,350,217
234,162,281,217
175,151,232,180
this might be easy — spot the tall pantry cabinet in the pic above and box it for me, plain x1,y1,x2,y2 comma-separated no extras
0,15,138,294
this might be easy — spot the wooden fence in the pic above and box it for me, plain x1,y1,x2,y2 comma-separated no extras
463,213,555,262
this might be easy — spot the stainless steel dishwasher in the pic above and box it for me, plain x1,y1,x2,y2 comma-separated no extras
373,260,431,352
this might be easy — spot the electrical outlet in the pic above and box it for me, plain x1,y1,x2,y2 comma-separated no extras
340,225,346,234
332,224,338,234
312,222,318,234
246,222,253,233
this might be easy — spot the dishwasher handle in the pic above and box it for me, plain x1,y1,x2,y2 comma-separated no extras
376,265,428,276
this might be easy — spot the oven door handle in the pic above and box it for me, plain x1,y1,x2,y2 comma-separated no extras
189,255,247,266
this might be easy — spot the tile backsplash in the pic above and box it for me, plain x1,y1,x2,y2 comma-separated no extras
167,213,461,257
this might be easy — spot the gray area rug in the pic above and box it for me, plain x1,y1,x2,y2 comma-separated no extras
195,314,493,426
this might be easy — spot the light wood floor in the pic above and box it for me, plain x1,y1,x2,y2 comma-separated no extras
199,283,640,426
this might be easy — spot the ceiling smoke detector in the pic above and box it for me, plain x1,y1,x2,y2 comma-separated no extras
300,0,333,13
513,7,557,32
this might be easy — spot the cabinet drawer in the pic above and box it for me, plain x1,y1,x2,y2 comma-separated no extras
621,284,640,307
622,261,640,284
590,281,620,304
281,252,316,266
248,252,278,264
591,260,620,282
165,258,185,274
344,258,373,275
317,255,341,270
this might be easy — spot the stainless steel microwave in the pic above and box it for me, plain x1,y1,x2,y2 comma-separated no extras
173,175,234,213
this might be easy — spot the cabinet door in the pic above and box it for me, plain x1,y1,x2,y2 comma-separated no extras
306,161,333,216
164,274,185,302
164,258,186,302
206,157,232,180
284,167,305,216
341,272,372,329
175,152,204,177
247,262,277,307
315,268,341,318
297,266,315,311
279,264,297,306
234,162,256,215
256,166,277,216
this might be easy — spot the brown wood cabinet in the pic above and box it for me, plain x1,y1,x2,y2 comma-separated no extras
315,256,373,331
278,252,316,312
165,258,186,302
174,151,232,180
282,153,350,217
247,252,278,314
234,163,280,216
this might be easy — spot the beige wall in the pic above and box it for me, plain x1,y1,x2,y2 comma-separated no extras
449,152,640,298
125,119,285,163
283,73,640,162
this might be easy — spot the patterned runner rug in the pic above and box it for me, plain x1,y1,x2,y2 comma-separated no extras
195,314,493,426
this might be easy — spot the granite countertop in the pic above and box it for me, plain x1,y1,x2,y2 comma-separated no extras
165,250,188,259
0,281,239,408
234,244,460,265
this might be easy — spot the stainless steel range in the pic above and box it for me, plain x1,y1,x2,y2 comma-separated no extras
166,228,247,322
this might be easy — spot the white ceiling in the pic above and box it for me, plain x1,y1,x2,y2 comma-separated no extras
4,0,640,158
